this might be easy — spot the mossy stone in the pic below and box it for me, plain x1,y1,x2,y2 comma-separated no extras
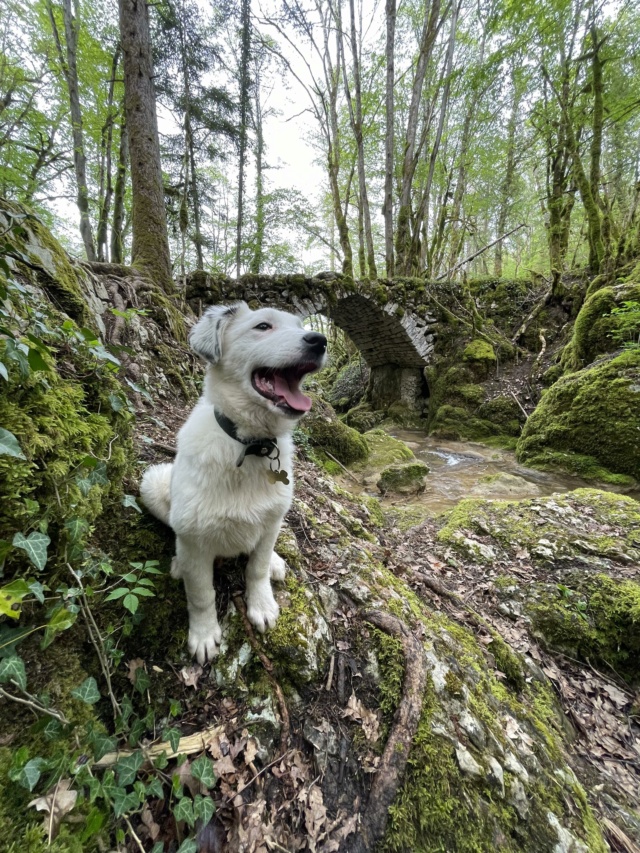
343,402,386,433
302,394,369,466
360,429,415,469
516,350,640,481
378,462,430,494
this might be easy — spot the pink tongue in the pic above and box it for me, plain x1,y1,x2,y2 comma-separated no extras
274,373,312,412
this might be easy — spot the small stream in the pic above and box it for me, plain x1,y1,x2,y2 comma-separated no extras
372,430,639,515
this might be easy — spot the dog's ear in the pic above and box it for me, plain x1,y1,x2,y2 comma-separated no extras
189,302,248,364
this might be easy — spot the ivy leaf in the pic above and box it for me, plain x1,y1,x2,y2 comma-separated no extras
151,844,164,853
17,758,45,791
133,667,150,694
43,719,63,741
108,392,124,412
65,517,90,543
191,754,216,789
0,362,8,382
0,428,26,459
91,734,117,762
115,750,144,787
122,494,142,513
111,787,139,817
71,677,101,705
193,793,215,823
0,655,27,690
12,531,50,571
146,777,164,799
174,796,195,827
42,606,77,648
0,579,31,620
87,462,109,487
28,581,46,604
162,727,181,754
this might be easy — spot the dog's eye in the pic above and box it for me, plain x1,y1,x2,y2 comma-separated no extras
254,323,272,331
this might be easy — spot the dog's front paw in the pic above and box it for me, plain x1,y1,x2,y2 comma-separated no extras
187,615,223,665
269,553,287,582
246,583,280,633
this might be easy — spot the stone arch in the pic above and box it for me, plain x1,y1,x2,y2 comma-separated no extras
185,273,439,414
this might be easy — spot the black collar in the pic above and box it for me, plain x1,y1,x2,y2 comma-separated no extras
214,408,278,467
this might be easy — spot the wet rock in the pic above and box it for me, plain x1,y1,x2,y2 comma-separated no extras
378,462,430,495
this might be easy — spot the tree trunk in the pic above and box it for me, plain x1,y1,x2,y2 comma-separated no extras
111,114,128,265
383,0,396,277
118,0,173,291
236,0,251,278
494,73,522,277
395,0,443,275
250,70,265,275
47,0,97,261
96,47,120,262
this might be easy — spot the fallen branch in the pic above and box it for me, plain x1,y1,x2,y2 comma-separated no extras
146,440,177,456
94,723,225,767
437,223,527,281
602,817,640,853
511,285,552,344
324,450,360,484
348,610,429,853
232,593,290,755
0,686,69,725
510,391,529,420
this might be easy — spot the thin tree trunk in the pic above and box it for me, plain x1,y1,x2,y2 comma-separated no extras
494,73,522,276
250,69,265,275
118,0,173,291
111,113,128,264
395,0,444,274
47,0,97,261
236,0,251,278
383,0,396,277
96,47,120,262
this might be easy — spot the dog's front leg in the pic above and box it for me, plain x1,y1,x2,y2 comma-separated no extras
245,524,281,633
174,535,222,664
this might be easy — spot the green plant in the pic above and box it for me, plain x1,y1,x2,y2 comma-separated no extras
607,300,640,351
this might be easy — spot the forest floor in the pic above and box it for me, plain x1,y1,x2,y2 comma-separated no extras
130,391,640,853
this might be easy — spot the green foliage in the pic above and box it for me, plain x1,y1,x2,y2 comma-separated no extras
607,300,640,351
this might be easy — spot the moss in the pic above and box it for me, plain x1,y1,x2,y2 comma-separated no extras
528,574,640,682
428,404,496,442
343,402,386,433
516,350,640,480
463,339,497,364
362,495,385,528
370,627,405,732
358,429,415,469
476,396,524,436
378,463,430,495
561,281,640,371
328,359,369,412
301,394,369,465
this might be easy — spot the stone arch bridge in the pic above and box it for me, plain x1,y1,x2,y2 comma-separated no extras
186,272,444,413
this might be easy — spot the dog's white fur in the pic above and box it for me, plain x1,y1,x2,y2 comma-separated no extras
140,302,325,664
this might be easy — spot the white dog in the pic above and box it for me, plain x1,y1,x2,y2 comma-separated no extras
140,302,327,664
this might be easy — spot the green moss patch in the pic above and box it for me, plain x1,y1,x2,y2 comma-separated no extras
301,394,369,466
378,463,430,495
516,350,640,481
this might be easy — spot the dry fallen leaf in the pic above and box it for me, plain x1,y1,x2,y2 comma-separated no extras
342,692,381,742
29,779,78,840
180,664,203,688
126,657,146,685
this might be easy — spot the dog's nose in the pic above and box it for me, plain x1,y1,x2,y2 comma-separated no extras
303,332,327,355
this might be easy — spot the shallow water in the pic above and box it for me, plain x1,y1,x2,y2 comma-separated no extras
370,430,639,515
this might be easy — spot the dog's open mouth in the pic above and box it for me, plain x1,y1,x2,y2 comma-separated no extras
251,364,318,414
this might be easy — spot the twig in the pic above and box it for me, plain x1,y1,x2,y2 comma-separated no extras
0,686,69,725
511,285,553,344
232,593,290,754
48,776,62,846
324,450,360,484
95,723,224,767
350,610,429,853
147,440,177,456
325,654,335,692
510,391,529,420
124,815,146,853
67,565,121,721
225,749,292,804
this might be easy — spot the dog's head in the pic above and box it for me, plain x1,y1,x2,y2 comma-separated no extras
190,302,327,419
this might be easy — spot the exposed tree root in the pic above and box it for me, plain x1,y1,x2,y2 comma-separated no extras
232,592,290,755
348,610,429,853
511,284,552,344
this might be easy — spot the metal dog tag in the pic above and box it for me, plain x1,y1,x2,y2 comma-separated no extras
267,468,290,485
